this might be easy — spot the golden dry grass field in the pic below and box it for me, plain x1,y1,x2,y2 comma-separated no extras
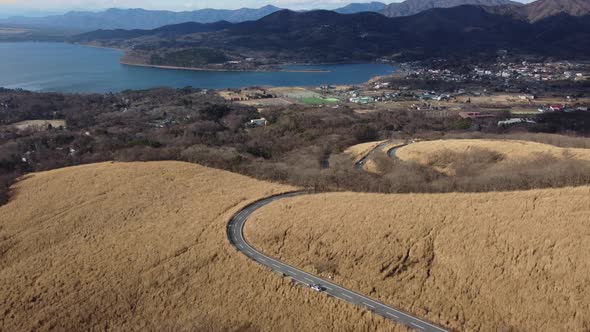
0,162,407,332
394,139,590,175
344,141,387,163
245,188,590,332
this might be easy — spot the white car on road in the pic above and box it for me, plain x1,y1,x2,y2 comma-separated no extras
310,284,325,292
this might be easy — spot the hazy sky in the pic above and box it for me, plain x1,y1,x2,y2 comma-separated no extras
0,0,533,13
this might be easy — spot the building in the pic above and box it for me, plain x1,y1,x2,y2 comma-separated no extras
498,118,536,127
349,96,374,104
246,118,269,127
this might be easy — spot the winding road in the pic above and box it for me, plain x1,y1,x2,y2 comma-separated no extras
227,142,448,332
355,141,408,170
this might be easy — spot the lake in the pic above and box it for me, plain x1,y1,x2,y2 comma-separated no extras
0,42,394,93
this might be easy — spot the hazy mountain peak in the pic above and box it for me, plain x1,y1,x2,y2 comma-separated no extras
0,5,284,31
381,0,520,17
522,0,590,22
334,2,387,14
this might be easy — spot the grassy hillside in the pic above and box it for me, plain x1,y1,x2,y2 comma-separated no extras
344,140,387,163
246,187,590,331
396,139,590,166
0,162,409,331
359,138,590,191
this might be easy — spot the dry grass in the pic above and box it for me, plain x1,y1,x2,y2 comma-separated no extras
344,141,387,163
368,139,590,192
11,119,66,131
438,133,590,149
246,188,590,331
363,141,406,173
266,87,319,99
238,98,293,107
397,139,590,172
0,161,408,332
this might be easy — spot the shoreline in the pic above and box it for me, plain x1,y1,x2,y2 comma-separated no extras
79,43,126,52
75,42,394,74
119,60,331,73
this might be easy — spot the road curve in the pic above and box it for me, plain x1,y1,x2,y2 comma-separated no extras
354,141,393,170
227,191,448,332
355,141,409,170
387,143,408,160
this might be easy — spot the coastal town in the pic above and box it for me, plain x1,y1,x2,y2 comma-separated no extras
210,58,589,131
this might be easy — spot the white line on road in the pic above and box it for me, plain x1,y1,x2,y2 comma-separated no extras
304,277,314,283
364,303,375,309
272,263,281,268
342,293,352,299
410,323,425,330
386,312,399,319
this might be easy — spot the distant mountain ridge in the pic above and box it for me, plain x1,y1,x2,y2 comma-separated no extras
335,2,387,14
1,2,386,32
5,0,589,35
75,5,590,65
380,0,521,17
382,0,590,22
0,5,282,31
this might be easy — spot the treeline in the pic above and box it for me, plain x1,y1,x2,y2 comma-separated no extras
1,87,589,205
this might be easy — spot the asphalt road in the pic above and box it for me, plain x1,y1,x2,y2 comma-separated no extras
354,141,393,170
387,143,408,160
355,141,409,170
227,191,448,332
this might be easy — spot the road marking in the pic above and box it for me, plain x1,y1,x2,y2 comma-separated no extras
304,277,314,283
272,263,281,268
258,258,266,263
324,286,333,290
410,323,425,330
364,303,375,309
342,293,352,299
237,245,243,249
386,312,399,319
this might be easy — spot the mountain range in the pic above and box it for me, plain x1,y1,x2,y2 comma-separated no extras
380,0,521,17
335,2,387,14
518,0,590,22
0,6,282,31
1,0,525,32
74,0,590,64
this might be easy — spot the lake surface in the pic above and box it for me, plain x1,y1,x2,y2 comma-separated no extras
0,42,394,93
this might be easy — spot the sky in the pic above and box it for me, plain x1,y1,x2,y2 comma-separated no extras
0,0,533,14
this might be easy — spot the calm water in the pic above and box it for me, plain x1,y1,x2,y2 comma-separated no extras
0,42,394,93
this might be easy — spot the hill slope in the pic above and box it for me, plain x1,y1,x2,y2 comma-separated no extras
246,187,590,331
0,162,408,331
521,0,590,22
